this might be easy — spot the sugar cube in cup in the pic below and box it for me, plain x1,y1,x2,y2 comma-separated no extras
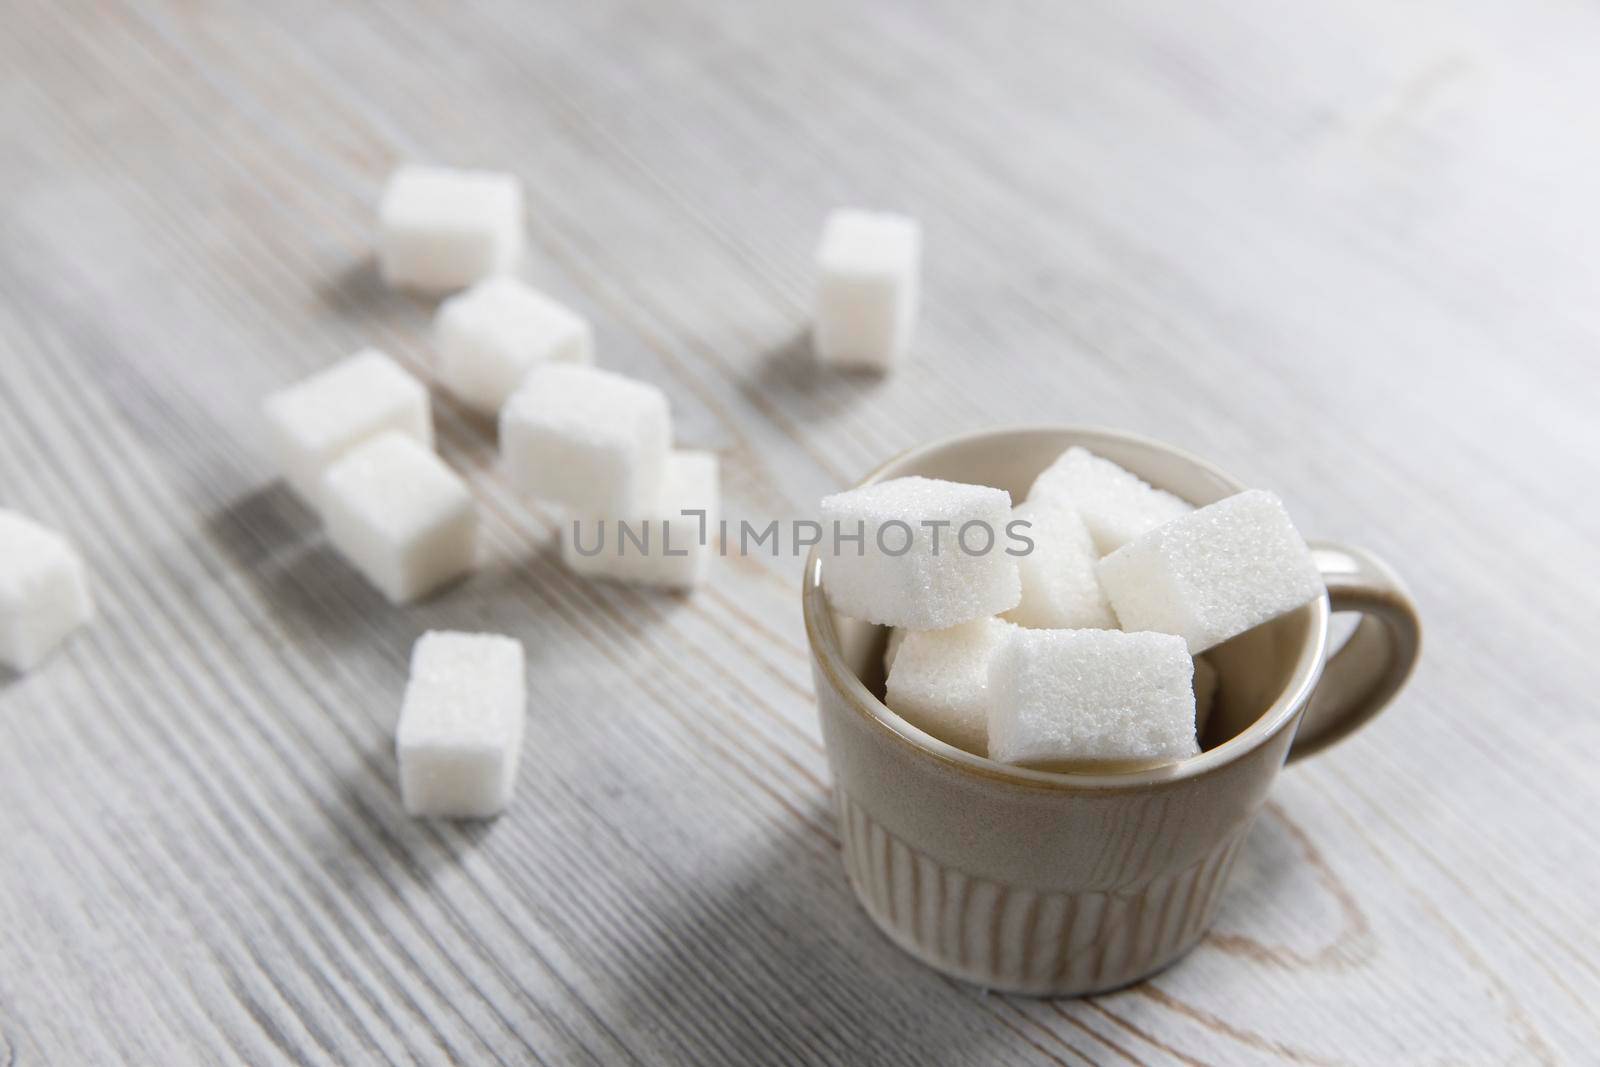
1026,446,1192,554
378,165,525,293
500,364,671,516
561,450,719,590
1003,500,1118,630
885,618,1014,756
318,433,477,603
432,277,593,414
819,476,1020,630
262,348,432,505
0,510,94,672
397,631,526,818
813,209,921,371
1098,489,1324,653
987,628,1198,768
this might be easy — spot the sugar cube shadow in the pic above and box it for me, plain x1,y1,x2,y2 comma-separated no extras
203,482,401,651
315,255,436,325
744,329,889,414
579,792,1016,1065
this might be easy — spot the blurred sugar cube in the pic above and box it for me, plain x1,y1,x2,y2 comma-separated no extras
813,209,920,371
432,277,592,414
561,450,720,590
318,433,476,603
0,510,94,672
378,165,524,293
500,364,671,516
262,348,431,505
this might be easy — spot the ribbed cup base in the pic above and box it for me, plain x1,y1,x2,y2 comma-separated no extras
836,789,1245,996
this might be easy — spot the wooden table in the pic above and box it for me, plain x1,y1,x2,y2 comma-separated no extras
2,1,1595,1063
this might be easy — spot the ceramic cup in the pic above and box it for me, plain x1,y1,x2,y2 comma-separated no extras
801,426,1420,996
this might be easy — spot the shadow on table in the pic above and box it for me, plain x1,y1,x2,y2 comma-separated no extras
202,482,398,652
578,792,1021,1067
315,255,434,324
743,329,888,415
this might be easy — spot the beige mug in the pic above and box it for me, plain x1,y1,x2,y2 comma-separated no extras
801,426,1420,996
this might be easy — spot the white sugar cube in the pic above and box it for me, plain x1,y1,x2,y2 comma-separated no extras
813,209,921,371
1026,446,1192,554
0,511,94,672
988,628,1198,768
819,476,1020,630
1003,501,1118,630
378,165,524,293
500,364,671,515
432,277,593,414
561,450,719,590
262,348,432,505
318,433,476,603
885,618,1014,756
1193,655,1219,736
397,631,526,818
1098,489,1324,654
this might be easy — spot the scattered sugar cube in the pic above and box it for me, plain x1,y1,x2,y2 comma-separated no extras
987,628,1198,768
432,277,593,414
813,209,921,371
1193,655,1219,737
561,450,719,590
500,364,671,515
1098,489,1324,653
262,348,432,505
819,476,1020,630
882,627,906,676
0,511,94,672
885,618,1014,756
1026,446,1192,554
319,433,476,603
397,631,526,818
1003,500,1118,630
378,165,525,293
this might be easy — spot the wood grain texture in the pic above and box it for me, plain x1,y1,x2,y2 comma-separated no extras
0,0,1596,1062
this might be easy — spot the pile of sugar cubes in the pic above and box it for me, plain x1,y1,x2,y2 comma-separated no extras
252,162,743,818
822,447,1323,770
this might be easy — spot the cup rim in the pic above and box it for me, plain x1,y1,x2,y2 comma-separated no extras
801,423,1331,793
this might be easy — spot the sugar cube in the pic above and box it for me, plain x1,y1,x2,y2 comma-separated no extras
561,450,719,590
0,511,94,672
377,165,525,293
318,433,476,603
432,277,593,414
500,364,671,516
262,348,432,505
819,476,1020,630
1003,500,1118,630
882,627,906,676
1098,489,1324,654
397,631,526,818
987,628,1198,768
1026,446,1192,554
885,618,1014,756
1193,655,1219,736
813,209,921,371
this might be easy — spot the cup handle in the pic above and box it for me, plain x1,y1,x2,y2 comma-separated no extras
1286,541,1422,763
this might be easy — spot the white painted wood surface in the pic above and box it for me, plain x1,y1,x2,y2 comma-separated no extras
2,0,1596,1062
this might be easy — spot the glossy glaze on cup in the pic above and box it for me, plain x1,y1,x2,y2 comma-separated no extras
802,427,1419,996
